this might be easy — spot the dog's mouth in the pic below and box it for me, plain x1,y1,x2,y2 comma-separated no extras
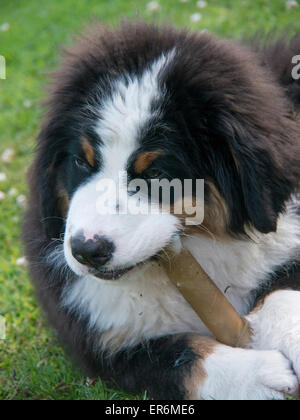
89,265,136,280
88,257,157,281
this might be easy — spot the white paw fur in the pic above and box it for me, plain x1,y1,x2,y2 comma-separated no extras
247,289,300,382
199,345,298,400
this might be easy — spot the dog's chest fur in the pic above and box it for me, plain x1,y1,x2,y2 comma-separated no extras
62,198,300,350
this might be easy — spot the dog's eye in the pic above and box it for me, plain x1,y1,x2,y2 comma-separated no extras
144,169,162,179
74,157,91,172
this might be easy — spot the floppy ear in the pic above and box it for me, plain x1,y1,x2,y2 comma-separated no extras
224,118,295,234
237,155,279,234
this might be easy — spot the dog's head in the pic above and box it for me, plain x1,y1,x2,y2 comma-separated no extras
34,23,299,281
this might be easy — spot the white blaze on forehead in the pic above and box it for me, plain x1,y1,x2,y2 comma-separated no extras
64,50,181,274
95,49,175,178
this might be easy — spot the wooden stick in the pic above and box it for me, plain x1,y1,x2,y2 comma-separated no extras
160,249,252,348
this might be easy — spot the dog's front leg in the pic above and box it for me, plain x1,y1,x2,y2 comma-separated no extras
105,333,297,400
247,289,300,384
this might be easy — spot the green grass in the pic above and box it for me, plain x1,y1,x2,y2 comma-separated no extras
0,0,299,401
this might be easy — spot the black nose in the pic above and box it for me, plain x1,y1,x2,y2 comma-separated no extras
71,234,115,269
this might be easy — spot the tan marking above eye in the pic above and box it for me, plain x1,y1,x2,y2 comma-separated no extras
81,137,95,167
134,151,164,174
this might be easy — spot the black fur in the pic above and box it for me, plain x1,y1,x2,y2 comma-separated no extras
252,262,300,308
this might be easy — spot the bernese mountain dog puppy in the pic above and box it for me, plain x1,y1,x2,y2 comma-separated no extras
24,22,300,400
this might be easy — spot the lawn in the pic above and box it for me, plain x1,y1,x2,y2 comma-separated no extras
0,0,300,401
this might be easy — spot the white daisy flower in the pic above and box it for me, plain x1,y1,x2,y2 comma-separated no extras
286,0,298,9
23,100,32,108
16,194,27,208
196,1,207,9
0,23,10,32
147,1,160,12
0,173,7,182
8,188,17,197
16,257,28,267
190,13,202,22
1,148,15,163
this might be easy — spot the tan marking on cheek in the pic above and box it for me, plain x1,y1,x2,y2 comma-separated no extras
134,151,164,174
157,179,231,240
81,137,95,167
202,181,230,238
168,196,202,221
185,335,218,400
181,181,230,240
167,192,227,240
56,180,69,217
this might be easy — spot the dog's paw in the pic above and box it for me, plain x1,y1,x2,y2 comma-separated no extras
291,354,300,383
199,346,298,400
247,290,300,385
257,351,299,400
